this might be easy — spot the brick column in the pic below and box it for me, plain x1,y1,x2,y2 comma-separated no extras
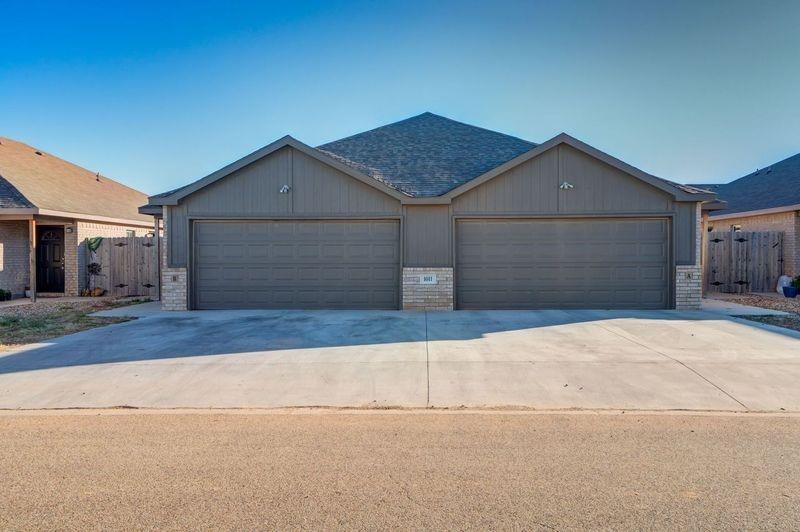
402,268,453,310
63,223,79,296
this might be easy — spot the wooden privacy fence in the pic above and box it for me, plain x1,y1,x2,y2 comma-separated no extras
704,231,784,293
85,236,159,297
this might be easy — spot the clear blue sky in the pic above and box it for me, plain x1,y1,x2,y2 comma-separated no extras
2,0,798,194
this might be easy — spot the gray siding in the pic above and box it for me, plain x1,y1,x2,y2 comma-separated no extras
557,145,671,213
169,147,401,267
452,147,559,213
403,205,451,267
453,145,672,215
167,203,190,267
674,202,697,265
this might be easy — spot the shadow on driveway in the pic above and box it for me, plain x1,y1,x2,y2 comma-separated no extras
1,308,796,376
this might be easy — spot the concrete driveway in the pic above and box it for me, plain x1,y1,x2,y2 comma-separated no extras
0,304,798,411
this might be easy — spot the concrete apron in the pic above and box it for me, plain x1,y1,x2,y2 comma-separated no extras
0,308,798,411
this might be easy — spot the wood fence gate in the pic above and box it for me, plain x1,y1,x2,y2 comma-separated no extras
85,236,159,297
704,231,784,293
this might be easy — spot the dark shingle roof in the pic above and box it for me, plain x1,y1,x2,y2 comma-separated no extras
692,152,800,215
316,112,537,197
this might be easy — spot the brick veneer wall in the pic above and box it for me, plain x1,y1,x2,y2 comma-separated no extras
0,220,30,297
402,268,453,310
708,210,799,277
160,209,188,310
63,224,78,295
675,203,702,310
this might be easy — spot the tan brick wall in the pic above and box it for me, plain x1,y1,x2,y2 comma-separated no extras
709,210,799,277
63,224,78,295
160,208,187,310
0,220,30,297
675,203,702,310
402,268,453,310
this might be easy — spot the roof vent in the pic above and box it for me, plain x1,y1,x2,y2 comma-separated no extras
35,151,42,156
96,172,101,182
766,166,772,174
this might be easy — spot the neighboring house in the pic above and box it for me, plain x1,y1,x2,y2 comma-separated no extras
694,152,800,277
0,137,153,298
140,112,716,311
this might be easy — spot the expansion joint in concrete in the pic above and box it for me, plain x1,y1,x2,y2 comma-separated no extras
424,310,430,408
596,324,750,410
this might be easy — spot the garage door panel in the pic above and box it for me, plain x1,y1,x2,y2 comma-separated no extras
371,244,400,260
321,244,344,259
457,219,669,309
639,242,667,259
194,220,399,309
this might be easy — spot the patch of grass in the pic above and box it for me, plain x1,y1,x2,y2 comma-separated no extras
0,300,141,350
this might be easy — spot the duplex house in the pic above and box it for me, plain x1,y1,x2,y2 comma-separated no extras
141,113,716,311
0,137,152,298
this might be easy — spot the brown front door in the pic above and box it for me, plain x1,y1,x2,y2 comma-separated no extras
36,226,65,293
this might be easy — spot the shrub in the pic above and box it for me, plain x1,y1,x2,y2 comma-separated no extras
0,289,12,301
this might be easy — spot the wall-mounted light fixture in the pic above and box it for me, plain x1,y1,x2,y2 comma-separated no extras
279,184,292,194
559,181,574,190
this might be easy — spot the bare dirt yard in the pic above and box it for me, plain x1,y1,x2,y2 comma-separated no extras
0,298,147,351
707,292,800,332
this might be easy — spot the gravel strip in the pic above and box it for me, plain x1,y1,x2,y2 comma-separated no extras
707,292,800,314
707,292,800,332
738,315,800,333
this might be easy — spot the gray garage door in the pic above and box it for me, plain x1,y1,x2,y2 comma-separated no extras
193,220,400,310
456,218,670,310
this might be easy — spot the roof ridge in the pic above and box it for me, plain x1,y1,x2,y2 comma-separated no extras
317,112,537,149
413,112,538,147
315,112,428,148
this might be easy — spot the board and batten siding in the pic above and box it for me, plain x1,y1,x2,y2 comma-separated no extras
403,204,451,267
167,146,401,267
674,202,698,266
453,145,673,215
